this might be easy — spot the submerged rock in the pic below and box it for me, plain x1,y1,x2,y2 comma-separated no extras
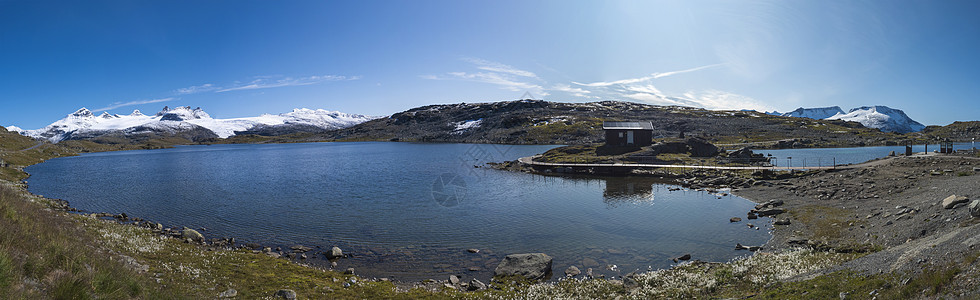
672,254,692,263
564,265,581,277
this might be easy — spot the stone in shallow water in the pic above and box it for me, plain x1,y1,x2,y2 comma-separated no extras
493,253,553,281
564,265,581,277
326,246,344,259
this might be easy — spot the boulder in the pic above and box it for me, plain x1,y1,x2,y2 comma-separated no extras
564,265,581,277
756,208,785,217
942,195,969,209
218,289,238,298
290,245,313,252
672,254,692,263
326,246,344,259
970,200,980,218
467,279,486,291
730,217,742,222
747,213,758,219
274,289,297,300
449,275,460,285
686,138,720,157
181,228,204,242
755,199,784,210
493,253,553,281
774,219,791,225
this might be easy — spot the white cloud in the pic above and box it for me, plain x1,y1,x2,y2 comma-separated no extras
92,97,176,112
217,75,360,92
175,83,218,95
551,84,592,97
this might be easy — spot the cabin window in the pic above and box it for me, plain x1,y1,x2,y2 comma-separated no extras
618,132,624,138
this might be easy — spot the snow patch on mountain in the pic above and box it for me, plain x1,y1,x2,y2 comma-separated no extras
15,106,377,142
451,119,482,134
826,106,925,134
780,106,845,120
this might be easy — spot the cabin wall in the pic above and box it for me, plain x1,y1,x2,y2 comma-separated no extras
604,129,652,146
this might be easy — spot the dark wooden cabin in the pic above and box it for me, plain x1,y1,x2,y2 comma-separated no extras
603,121,653,147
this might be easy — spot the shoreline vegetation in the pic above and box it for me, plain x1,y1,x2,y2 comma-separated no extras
3,115,980,298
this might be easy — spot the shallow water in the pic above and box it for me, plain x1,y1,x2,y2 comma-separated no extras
26,142,771,281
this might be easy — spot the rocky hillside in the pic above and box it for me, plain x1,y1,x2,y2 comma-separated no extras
319,100,914,147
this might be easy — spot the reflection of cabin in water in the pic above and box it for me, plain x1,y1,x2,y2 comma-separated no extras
603,121,654,147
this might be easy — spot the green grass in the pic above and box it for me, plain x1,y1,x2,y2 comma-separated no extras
0,183,177,299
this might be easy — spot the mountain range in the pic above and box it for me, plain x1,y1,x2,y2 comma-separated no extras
769,106,925,134
9,106,377,143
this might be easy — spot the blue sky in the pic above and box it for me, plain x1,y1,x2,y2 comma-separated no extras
2,0,979,129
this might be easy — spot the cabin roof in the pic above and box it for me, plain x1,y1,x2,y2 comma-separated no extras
602,121,654,130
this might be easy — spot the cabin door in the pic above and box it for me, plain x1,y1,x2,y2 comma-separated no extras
626,130,634,145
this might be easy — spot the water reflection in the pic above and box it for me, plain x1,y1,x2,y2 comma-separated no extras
603,177,656,206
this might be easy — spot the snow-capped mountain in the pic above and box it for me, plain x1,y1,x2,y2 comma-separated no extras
826,106,926,134
780,106,845,120
13,106,377,142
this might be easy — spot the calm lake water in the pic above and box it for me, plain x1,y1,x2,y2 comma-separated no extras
757,143,976,167
26,142,771,281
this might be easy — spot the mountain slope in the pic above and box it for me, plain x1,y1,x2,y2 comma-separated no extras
320,100,904,147
13,106,376,142
826,106,926,134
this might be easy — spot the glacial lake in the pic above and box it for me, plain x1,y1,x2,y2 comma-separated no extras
25,142,772,282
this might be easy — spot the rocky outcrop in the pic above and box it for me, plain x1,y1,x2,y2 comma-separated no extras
942,195,969,209
493,253,553,281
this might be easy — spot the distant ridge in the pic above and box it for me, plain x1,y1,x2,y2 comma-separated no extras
775,105,924,133
11,106,377,142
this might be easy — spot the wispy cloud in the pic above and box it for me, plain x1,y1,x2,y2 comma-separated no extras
573,63,725,87
92,98,176,112
423,58,546,97
217,75,360,92
651,63,726,79
175,83,219,95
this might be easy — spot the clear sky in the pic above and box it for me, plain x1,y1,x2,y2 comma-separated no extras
2,0,979,129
